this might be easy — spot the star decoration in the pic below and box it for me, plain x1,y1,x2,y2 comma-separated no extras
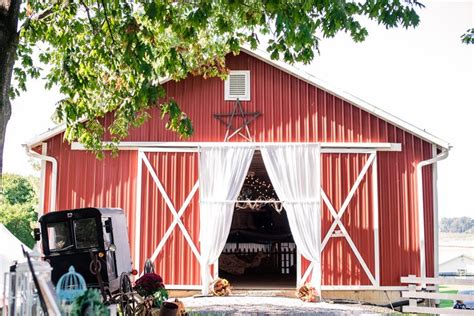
213,99,261,142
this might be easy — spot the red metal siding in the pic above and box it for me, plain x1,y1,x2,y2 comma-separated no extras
43,138,138,261
42,51,435,287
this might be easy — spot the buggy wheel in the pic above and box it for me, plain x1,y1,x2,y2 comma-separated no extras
120,272,133,293
120,301,135,316
118,273,136,315
113,292,139,316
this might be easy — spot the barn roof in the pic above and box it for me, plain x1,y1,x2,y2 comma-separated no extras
439,254,474,266
25,47,450,149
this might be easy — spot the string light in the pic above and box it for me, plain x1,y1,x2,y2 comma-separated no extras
236,174,283,212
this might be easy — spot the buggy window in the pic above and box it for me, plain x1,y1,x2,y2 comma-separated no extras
74,218,99,249
47,222,72,251
103,218,117,278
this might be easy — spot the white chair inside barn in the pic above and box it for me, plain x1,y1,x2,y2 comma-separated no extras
198,144,322,295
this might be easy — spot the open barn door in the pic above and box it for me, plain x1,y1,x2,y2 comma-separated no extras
298,151,380,289
134,149,201,288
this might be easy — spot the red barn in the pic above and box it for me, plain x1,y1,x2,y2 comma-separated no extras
26,48,449,299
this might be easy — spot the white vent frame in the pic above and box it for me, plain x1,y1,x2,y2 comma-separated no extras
224,70,250,101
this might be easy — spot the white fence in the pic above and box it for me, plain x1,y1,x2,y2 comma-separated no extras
401,275,474,314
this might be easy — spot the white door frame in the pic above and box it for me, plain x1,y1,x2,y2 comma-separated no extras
129,144,396,288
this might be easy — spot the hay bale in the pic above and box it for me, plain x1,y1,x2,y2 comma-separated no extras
209,278,231,296
296,283,318,302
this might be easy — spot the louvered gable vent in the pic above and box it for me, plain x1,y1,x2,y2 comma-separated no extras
225,70,250,101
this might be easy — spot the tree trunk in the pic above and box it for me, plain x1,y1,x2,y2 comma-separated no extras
0,0,21,178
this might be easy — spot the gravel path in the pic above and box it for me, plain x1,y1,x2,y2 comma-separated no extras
179,296,394,315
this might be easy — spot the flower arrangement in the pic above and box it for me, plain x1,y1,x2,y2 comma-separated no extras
134,272,169,308
133,273,165,297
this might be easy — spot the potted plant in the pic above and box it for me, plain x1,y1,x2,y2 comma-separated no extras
134,273,168,308
70,289,110,316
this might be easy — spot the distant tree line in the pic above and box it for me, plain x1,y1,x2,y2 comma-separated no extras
0,174,39,248
440,217,474,233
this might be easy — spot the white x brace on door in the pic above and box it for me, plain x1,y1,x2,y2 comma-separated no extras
298,150,380,288
134,150,200,275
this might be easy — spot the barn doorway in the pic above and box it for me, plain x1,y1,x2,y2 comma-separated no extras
218,151,297,289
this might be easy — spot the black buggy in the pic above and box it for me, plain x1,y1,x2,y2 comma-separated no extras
38,208,143,310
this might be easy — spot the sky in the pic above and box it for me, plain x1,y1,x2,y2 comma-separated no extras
3,1,473,219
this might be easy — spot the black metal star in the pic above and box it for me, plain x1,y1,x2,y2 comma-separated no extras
213,99,261,142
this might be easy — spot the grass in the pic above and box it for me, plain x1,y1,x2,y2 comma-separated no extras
439,286,457,308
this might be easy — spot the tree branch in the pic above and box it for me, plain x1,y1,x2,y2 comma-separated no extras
79,0,96,33
99,0,116,46
33,7,54,20
20,1,60,33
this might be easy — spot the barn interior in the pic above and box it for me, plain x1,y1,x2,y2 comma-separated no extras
218,151,297,289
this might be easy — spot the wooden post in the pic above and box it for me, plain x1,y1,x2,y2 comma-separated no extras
408,274,417,308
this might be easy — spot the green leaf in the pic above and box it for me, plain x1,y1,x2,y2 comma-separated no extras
11,0,424,158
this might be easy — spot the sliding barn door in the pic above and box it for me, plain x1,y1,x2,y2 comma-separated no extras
299,151,380,288
135,150,201,288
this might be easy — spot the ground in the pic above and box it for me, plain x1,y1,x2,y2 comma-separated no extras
179,296,395,315
439,286,458,308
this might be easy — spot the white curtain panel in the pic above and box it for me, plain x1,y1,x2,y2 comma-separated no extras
260,144,322,293
199,146,255,294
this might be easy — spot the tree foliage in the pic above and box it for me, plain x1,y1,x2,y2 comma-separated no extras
0,173,38,248
2,172,35,204
10,0,424,157
461,28,474,45
440,217,474,234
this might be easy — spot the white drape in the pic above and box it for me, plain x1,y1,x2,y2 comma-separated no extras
198,146,255,294
260,144,322,294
